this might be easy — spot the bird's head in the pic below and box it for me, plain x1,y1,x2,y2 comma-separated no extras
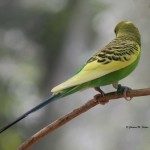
114,21,141,45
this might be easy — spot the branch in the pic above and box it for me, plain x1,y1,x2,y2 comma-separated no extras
18,88,150,150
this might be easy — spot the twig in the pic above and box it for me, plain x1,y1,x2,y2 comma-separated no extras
18,88,150,150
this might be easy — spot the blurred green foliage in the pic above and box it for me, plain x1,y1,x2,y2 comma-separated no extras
0,0,150,150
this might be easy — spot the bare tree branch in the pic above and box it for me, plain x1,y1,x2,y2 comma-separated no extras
18,88,150,150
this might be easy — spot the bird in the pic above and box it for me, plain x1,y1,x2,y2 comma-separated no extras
0,20,141,133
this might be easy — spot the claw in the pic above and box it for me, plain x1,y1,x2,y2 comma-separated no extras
117,84,132,101
99,99,109,105
123,87,132,101
94,87,109,104
94,87,105,97
94,94,109,105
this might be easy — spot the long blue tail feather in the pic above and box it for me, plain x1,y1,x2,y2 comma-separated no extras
0,94,61,133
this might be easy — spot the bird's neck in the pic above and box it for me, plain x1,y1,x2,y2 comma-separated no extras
117,32,141,46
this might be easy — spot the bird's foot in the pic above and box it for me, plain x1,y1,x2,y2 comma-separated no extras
94,94,109,105
94,87,105,97
117,84,132,101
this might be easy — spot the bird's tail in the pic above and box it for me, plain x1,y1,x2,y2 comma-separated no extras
0,84,84,134
0,94,62,134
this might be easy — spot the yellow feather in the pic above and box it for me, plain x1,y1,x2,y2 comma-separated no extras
51,45,140,93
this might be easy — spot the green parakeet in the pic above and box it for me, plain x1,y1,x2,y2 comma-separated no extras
0,20,141,133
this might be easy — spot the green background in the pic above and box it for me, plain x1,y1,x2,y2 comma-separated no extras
0,0,150,150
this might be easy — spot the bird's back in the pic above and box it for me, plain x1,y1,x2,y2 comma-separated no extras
51,35,141,94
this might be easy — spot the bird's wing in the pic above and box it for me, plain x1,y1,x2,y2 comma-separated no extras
51,40,140,93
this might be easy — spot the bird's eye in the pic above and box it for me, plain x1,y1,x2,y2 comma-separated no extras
114,27,117,34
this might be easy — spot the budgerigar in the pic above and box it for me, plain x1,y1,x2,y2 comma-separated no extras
0,20,141,133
